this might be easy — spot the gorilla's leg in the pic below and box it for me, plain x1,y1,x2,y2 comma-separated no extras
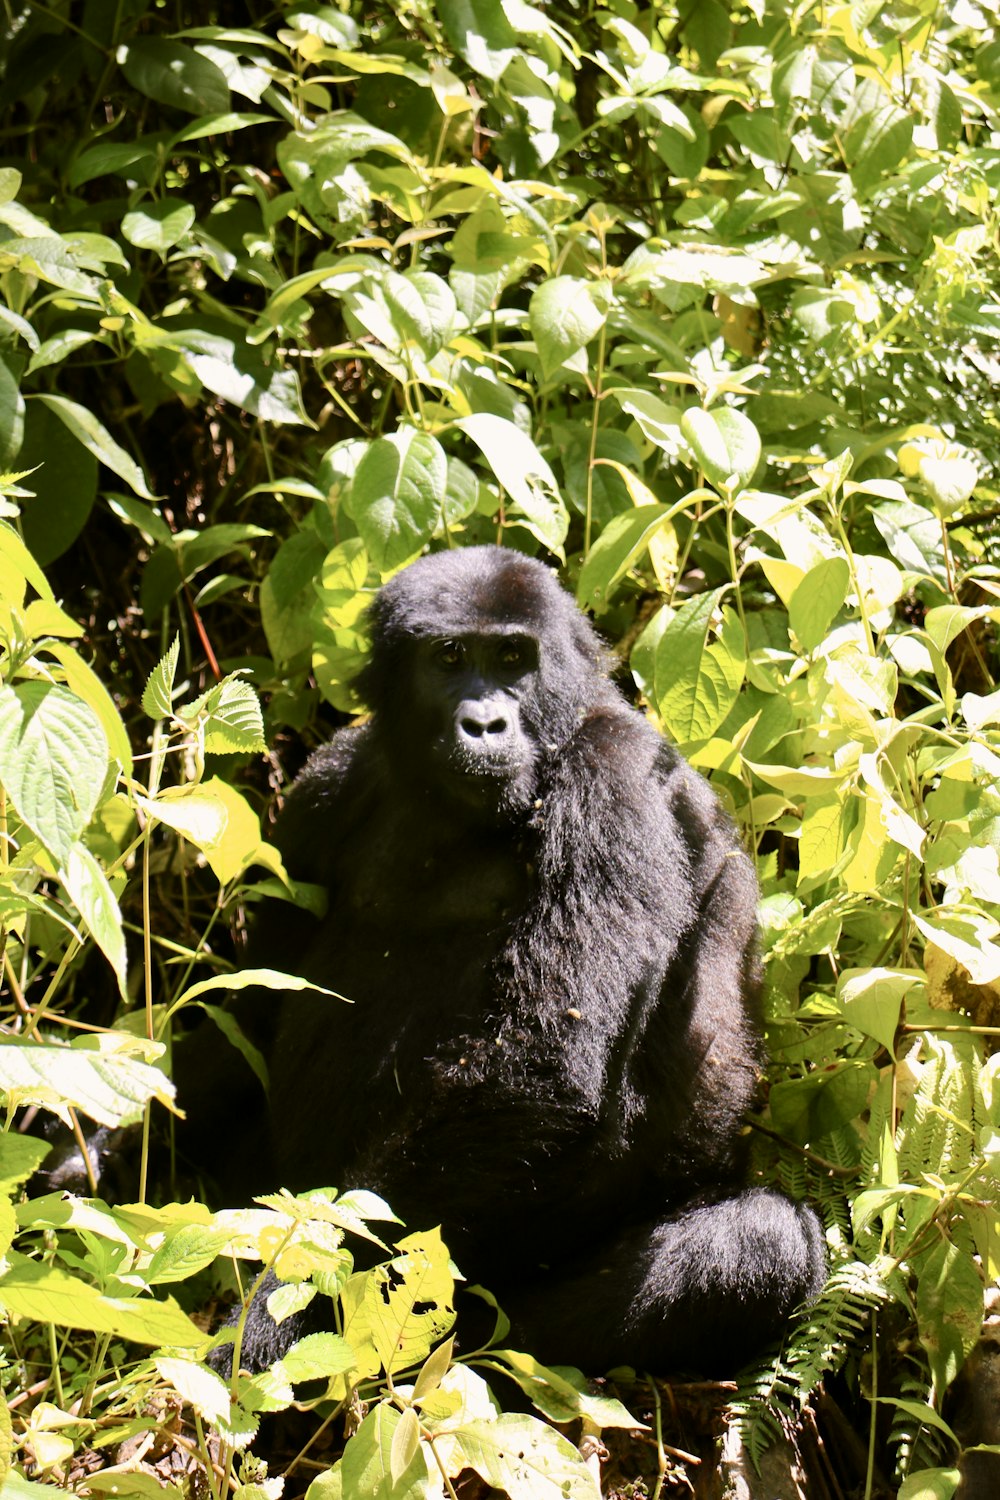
500,1189,826,1375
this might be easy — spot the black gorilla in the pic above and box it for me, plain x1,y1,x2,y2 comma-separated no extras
196,545,825,1372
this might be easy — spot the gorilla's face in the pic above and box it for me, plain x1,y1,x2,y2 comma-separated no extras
409,628,541,816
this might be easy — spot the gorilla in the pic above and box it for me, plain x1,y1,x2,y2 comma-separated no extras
189,544,826,1373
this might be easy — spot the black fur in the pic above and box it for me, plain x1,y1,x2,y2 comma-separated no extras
186,546,825,1373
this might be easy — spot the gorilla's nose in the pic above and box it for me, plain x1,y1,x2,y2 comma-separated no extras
460,707,509,740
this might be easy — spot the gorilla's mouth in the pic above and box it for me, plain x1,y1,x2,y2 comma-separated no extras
443,747,536,815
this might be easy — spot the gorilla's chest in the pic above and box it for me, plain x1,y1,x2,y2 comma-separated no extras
339,811,534,935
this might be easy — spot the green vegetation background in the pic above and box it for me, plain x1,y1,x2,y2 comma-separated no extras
0,0,998,1495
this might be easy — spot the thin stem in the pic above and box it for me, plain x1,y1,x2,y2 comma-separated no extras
864,1309,877,1500
67,1107,99,1196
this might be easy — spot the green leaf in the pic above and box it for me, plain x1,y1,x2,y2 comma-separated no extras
155,1356,232,1426
577,504,669,611
122,38,230,115
365,1229,455,1376
0,682,109,865
17,401,98,566
912,911,1000,986
142,636,180,720
896,1470,960,1500
788,555,851,653
611,388,684,452
152,331,313,427
0,168,22,205
276,1332,356,1384
33,394,155,500
529,277,613,378
454,414,567,555
174,968,343,1010
0,358,24,471
261,530,327,666
45,643,132,779
485,1351,641,1429
836,968,919,1055
0,1253,201,1345
184,675,266,754
352,429,448,575
436,0,518,80
916,1238,983,1404
655,589,745,746
121,199,196,256
0,519,53,604
60,843,127,998
0,1035,173,1125
680,406,761,492
340,1404,433,1500
145,1224,230,1284
455,1414,598,1500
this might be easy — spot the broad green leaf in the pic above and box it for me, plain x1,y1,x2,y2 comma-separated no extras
437,0,518,80
145,1224,230,1284
788,555,850,653
916,1238,983,1404
0,1254,200,1345
17,401,99,566
33,394,155,500
155,1357,232,1427
485,1351,640,1429
454,414,567,554
896,1470,960,1500
276,1333,356,1384
122,38,230,115
384,271,457,358
60,843,127,998
0,519,54,604
261,531,327,665
156,332,313,427
352,428,448,575
365,1229,455,1376
529,277,613,378
182,675,266,754
0,358,23,472
46,643,132,777
137,785,229,850
0,1035,173,1125
142,636,180,720
0,1136,50,1195
680,407,761,492
121,199,196,255
577,503,669,611
455,1414,598,1500
340,1404,433,1500
912,911,1000,986
78,1475,182,1498
655,589,745,745
924,604,997,656
169,111,272,144
843,77,913,194
962,688,1000,731
611,388,684,453
0,682,109,865
836,968,920,1055
797,794,852,884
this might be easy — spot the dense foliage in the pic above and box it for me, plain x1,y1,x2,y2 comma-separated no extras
0,0,999,1494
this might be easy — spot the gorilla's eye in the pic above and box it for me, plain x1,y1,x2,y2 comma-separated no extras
498,640,527,668
435,640,464,669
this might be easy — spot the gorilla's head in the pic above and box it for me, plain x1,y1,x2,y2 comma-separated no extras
358,547,616,817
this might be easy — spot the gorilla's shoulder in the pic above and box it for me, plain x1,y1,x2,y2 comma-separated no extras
273,722,377,868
